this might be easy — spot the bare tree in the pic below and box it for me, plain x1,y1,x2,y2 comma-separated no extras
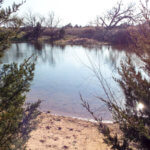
24,10,37,27
38,15,45,26
45,11,61,41
45,11,60,28
97,0,135,29
139,0,150,23
23,10,47,29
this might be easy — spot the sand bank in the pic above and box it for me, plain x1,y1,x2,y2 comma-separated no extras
27,113,114,150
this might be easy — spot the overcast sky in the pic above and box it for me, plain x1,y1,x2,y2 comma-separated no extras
4,0,137,26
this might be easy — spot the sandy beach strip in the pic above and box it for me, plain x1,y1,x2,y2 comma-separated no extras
26,113,113,150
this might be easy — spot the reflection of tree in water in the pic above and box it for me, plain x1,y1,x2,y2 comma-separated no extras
0,42,66,66
89,45,129,70
0,44,23,64
0,43,134,71
106,46,135,69
26,42,66,67
86,45,126,70
33,42,43,51
102,47,126,69
15,43,24,58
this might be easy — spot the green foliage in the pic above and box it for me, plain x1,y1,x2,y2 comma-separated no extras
0,2,41,149
96,57,149,150
0,0,23,51
100,125,131,150
98,1,150,149
0,58,41,150
81,1,150,149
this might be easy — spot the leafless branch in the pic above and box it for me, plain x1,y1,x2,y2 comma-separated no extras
97,0,135,29
139,0,150,23
24,10,37,27
46,11,60,28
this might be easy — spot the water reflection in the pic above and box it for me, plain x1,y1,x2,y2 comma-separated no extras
0,42,130,120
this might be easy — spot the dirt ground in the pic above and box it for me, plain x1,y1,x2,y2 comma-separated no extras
27,113,113,150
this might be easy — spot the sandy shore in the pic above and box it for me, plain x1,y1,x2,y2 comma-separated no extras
27,113,113,150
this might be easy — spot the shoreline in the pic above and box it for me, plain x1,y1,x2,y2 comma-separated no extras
27,112,114,150
47,112,113,124
12,37,110,48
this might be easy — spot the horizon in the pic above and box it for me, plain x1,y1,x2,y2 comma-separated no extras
4,0,137,26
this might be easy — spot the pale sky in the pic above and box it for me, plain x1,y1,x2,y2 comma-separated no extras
4,0,137,26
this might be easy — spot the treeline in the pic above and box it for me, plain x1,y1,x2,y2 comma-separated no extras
65,26,132,45
14,1,139,46
17,22,144,47
2,0,149,47
10,11,65,42
11,1,148,47
19,26,65,42
17,23,134,46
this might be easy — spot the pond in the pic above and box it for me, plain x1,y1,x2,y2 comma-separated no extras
0,42,133,121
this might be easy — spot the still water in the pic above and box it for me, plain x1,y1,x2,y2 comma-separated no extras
0,42,132,120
